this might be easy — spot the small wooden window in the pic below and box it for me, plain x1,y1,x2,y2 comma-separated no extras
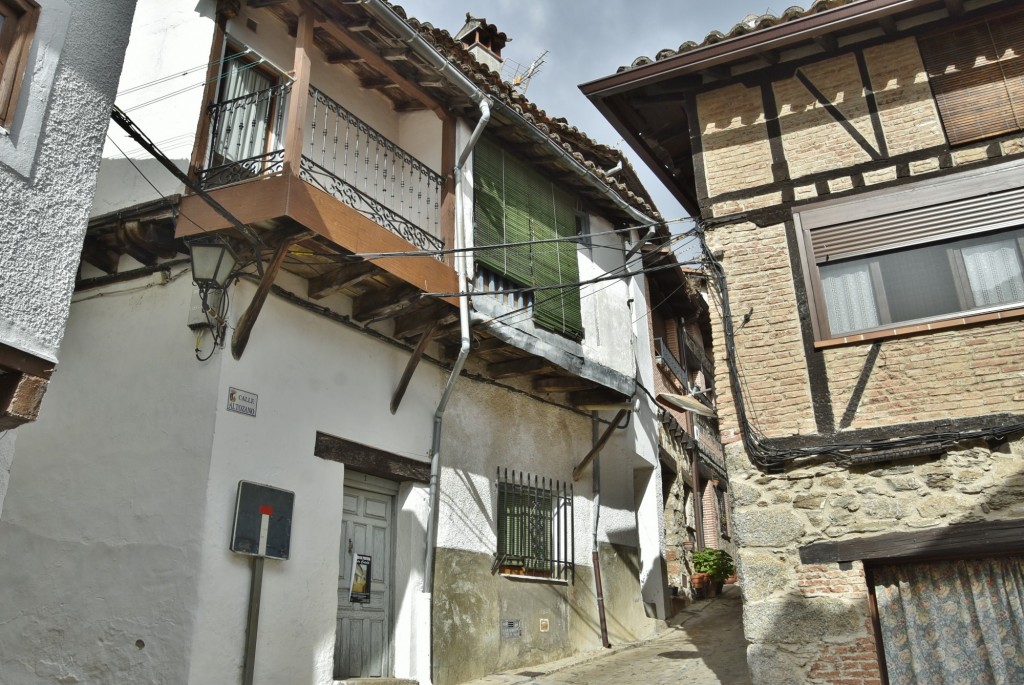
919,10,1024,145
0,0,38,130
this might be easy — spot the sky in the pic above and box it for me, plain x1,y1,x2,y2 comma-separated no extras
395,0,780,223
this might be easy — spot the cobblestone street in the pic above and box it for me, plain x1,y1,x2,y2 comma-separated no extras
460,585,750,685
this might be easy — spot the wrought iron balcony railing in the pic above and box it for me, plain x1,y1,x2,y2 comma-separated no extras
198,84,444,255
693,411,727,476
299,86,443,254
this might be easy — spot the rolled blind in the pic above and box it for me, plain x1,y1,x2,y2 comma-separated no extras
810,184,1024,263
919,11,1024,145
474,138,583,339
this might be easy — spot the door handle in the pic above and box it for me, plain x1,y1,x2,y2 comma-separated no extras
348,538,353,554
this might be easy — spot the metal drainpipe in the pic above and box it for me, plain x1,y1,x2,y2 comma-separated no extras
591,412,611,648
423,98,491,594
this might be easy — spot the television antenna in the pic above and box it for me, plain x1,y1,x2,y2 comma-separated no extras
509,50,548,94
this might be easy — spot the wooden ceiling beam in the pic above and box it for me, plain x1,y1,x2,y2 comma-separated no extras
533,376,598,394
307,259,378,299
393,303,455,339
487,356,554,379
315,18,445,118
944,0,963,16
813,34,838,52
352,284,421,322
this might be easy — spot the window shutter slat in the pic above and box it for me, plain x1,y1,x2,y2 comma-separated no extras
811,185,1024,263
474,139,508,277
920,12,1024,144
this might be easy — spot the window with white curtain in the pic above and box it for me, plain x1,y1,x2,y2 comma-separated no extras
816,227,1024,336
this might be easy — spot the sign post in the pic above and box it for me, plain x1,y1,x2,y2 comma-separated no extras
231,482,294,685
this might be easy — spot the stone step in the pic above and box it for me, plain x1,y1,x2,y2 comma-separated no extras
336,679,418,685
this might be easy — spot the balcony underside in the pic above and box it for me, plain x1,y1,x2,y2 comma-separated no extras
159,176,629,403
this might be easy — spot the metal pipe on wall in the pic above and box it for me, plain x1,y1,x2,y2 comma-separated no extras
591,411,611,648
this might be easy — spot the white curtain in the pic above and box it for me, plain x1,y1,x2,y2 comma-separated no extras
213,60,273,163
821,261,880,335
962,238,1024,308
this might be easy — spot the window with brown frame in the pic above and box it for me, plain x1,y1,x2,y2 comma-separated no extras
0,0,39,130
918,9,1024,146
799,163,1024,341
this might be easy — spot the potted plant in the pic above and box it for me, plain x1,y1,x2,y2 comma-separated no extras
691,548,735,595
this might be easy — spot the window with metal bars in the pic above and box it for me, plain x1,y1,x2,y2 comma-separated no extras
494,469,574,583
918,9,1024,146
474,137,584,339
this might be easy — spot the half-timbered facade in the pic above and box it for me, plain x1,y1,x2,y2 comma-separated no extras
0,2,674,684
586,0,1024,683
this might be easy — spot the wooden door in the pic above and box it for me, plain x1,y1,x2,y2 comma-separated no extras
335,483,393,679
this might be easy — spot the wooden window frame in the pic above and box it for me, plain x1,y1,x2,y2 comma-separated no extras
0,0,39,130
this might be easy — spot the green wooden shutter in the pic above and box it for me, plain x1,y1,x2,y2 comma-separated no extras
534,184,583,338
474,138,583,338
473,139,507,276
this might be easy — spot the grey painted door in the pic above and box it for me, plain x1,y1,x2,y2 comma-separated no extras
335,485,393,679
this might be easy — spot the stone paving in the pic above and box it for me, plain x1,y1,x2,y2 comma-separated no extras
459,584,751,685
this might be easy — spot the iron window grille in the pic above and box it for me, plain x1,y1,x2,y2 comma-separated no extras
494,469,574,583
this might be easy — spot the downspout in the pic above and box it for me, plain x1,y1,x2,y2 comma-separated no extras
591,412,612,648
423,98,491,593
350,0,493,594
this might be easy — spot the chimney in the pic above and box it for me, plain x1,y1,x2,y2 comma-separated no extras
454,13,509,74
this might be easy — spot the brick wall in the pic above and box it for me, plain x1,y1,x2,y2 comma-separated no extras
691,24,1024,685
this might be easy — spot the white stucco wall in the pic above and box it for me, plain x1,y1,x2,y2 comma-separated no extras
94,0,216,215
0,267,220,685
0,0,136,362
185,272,440,685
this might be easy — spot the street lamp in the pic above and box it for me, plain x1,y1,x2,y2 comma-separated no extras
189,237,238,297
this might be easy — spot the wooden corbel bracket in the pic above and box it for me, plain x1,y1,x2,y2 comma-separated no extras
231,228,310,360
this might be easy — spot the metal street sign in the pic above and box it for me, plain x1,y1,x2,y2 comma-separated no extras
231,481,294,560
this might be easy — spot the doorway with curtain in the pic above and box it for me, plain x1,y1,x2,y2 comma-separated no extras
869,555,1024,684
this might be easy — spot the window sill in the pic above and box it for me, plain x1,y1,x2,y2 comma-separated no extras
499,572,569,585
815,305,1024,349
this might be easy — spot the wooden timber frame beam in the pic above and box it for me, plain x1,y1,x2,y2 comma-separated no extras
0,342,55,430
313,17,447,120
390,319,440,414
232,229,310,359
283,7,315,176
572,409,629,481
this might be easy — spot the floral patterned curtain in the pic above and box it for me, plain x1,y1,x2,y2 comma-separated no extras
873,556,1024,684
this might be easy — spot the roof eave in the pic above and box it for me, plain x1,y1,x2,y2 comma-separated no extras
580,0,939,99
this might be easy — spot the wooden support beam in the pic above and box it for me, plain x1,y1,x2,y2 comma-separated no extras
231,229,309,359
360,76,391,90
813,34,838,52
440,116,456,267
283,10,314,175
247,0,287,6
0,341,55,378
487,356,552,379
945,0,964,16
346,21,373,32
570,389,630,408
573,409,629,481
471,336,509,354
757,50,780,66
877,15,898,35
390,319,439,414
393,303,454,339
352,285,420,322
380,48,408,61
307,260,378,299
315,431,430,482
81,238,121,274
0,371,49,429
314,19,445,118
533,376,598,394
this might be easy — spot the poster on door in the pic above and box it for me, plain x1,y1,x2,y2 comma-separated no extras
349,553,372,603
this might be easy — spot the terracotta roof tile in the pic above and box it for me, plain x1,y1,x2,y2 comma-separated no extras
617,0,855,73
387,2,662,219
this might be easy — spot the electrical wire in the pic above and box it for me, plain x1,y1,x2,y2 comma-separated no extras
116,49,252,97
